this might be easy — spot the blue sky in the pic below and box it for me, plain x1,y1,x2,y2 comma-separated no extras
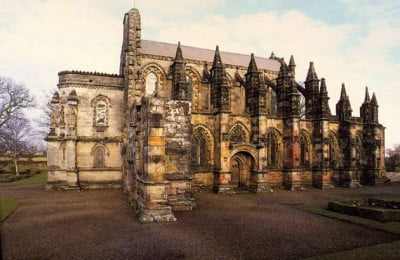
1,0,399,149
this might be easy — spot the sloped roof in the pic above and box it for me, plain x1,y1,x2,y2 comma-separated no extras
141,40,281,72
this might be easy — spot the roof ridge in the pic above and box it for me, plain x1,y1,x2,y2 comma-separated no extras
142,39,272,61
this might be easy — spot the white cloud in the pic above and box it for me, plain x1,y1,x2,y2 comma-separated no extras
0,0,399,148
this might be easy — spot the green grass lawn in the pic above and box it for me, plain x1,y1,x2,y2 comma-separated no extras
0,196,19,222
0,172,47,187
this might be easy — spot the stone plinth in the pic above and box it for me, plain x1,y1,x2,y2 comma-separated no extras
313,169,334,189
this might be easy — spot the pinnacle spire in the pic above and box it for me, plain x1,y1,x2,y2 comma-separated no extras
248,53,258,72
289,55,296,67
175,42,183,61
212,45,223,68
364,86,370,103
340,83,347,100
306,62,318,82
320,78,328,94
371,92,378,105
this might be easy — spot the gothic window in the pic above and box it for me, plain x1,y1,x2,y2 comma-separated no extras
93,146,105,168
145,72,157,96
300,134,310,166
186,75,193,102
230,125,247,144
267,132,278,166
191,129,210,168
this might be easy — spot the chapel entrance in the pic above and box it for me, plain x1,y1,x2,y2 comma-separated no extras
230,152,255,189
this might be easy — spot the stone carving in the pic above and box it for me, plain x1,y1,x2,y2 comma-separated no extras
59,106,65,126
229,125,247,144
68,107,77,130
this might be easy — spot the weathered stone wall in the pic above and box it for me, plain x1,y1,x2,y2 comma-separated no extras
46,72,124,190
164,100,196,210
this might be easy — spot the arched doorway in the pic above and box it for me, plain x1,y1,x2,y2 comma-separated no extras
230,152,255,189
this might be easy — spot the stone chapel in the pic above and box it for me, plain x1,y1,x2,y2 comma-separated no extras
46,8,387,222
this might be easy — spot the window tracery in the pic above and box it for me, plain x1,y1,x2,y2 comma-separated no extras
229,125,247,144
191,126,214,169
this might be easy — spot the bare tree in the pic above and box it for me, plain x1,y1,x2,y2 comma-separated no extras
0,115,32,175
34,88,57,139
0,77,35,129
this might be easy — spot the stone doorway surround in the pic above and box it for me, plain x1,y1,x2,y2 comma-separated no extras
230,152,255,189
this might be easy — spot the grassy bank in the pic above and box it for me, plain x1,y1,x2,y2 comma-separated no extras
0,196,19,221
0,173,47,187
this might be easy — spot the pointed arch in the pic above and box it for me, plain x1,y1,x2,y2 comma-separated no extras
142,62,168,97
300,129,312,167
191,124,214,170
91,144,110,168
186,66,203,111
229,122,250,144
266,127,282,168
327,131,339,168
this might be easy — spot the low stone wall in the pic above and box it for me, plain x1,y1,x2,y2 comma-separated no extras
386,172,400,183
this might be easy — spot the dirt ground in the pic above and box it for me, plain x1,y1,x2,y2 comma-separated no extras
1,184,400,259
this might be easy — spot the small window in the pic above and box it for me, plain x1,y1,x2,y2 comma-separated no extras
94,147,105,168
145,72,157,96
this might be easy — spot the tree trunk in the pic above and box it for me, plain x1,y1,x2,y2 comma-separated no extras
14,159,19,176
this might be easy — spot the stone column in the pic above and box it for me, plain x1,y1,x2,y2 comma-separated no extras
213,113,234,193
312,120,334,189
136,97,176,223
250,114,270,193
283,117,303,190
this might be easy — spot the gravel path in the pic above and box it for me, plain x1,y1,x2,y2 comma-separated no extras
1,184,399,259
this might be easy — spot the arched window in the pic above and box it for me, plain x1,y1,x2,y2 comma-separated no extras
145,72,157,96
230,125,247,144
300,134,310,166
94,146,105,168
186,75,193,102
191,128,211,168
326,133,338,168
267,132,278,166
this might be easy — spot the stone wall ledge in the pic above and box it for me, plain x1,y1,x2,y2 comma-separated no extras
137,178,170,185
78,167,122,171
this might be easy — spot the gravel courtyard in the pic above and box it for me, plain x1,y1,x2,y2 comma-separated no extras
1,184,400,259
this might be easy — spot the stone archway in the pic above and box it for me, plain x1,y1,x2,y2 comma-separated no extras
230,152,255,189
